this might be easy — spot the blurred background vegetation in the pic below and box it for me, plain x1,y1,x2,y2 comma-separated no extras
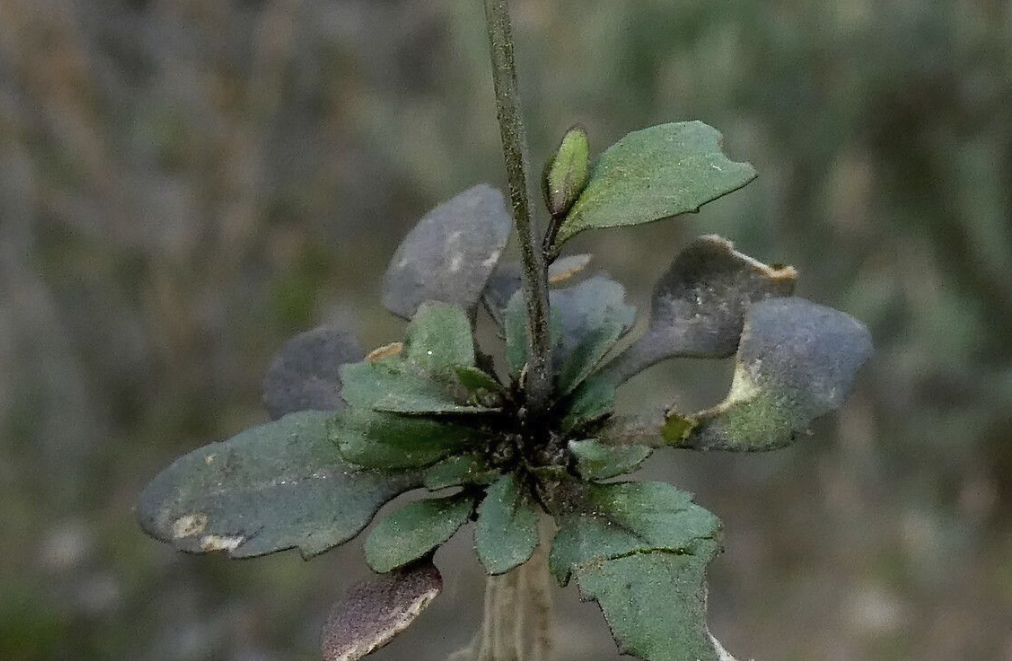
1,0,1011,659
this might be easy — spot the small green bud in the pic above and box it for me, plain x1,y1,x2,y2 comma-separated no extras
543,125,590,218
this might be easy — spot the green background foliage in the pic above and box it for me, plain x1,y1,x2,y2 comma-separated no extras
1,0,1010,660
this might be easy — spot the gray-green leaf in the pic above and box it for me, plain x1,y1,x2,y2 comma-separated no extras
321,562,442,661
555,122,757,245
262,326,364,420
549,481,721,585
561,378,616,434
672,297,873,451
383,184,513,320
366,494,476,573
576,546,725,661
135,412,420,559
484,254,593,319
601,235,796,384
475,475,541,575
340,361,496,416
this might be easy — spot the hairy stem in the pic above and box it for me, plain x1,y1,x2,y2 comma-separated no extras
483,0,553,414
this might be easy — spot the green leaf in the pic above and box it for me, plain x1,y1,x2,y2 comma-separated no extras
330,407,481,470
601,235,796,384
321,562,442,661
135,412,420,559
455,366,505,396
262,325,364,420
543,125,591,217
366,494,476,573
675,297,873,451
576,546,725,661
568,440,652,481
556,122,757,245
403,303,476,373
383,184,513,320
549,481,721,585
424,454,499,490
340,361,497,416
561,378,615,433
475,475,541,575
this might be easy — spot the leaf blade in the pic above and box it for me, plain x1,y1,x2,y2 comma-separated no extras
475,475,541,575
366,494,476,573
556,122,757,244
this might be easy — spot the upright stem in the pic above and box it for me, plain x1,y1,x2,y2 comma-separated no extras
483,0,553,414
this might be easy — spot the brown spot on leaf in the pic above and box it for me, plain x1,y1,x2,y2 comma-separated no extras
172,513,208,539
199,534,244,552
366,342,404,363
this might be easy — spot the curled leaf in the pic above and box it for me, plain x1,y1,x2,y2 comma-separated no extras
321,562,442,661
383,185,512,320
136,412,420,559
555,122,757,245
675,297,873,451
602,235,796,384
262,326,364,420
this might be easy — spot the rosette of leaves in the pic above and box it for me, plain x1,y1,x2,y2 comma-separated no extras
135,122,872,661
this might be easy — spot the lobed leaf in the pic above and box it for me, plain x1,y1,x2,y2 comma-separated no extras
555,122,757,245
262,326,364,420
576,546,725,661
475,475,541,575
383,184,512,320
671,297,873,451
365,494,476,573
568,440,652,481
136,412,420,559
549,481,721,585
329,407,482,470
321,562,442,661
601,235,796,384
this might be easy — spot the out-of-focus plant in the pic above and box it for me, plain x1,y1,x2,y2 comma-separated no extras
135,2,872,660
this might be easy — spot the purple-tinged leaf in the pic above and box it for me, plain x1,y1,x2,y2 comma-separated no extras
671,297,873,451
484,254,593,316
262,326,364,420
321,562,442,661
601,236,795,384
383,185,512,320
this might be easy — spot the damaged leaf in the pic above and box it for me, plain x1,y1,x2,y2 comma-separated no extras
576,546,723,661
366,494,476,573
321,562,442,661
674,297,873,451
475,475,541,575
602,236,796,384
383,184,513,320
262,326,364,420
550,481,721,585
136,412,420,558
555,122,757,245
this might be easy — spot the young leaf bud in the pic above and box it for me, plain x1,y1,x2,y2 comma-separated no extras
543,125,590,218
